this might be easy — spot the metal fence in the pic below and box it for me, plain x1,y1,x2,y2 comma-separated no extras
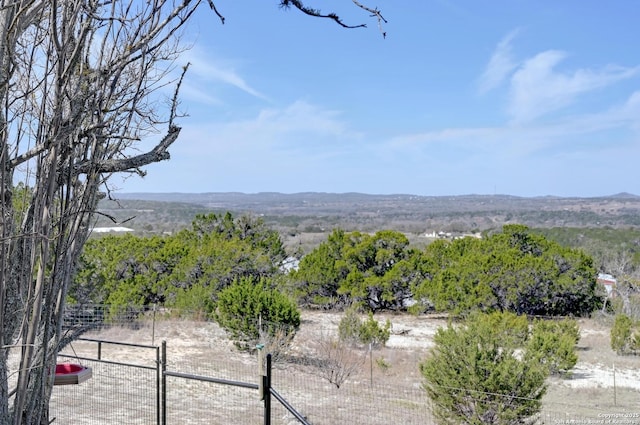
50,337,311,425
47,305,640,425
52,305,438,424
51,339,160,425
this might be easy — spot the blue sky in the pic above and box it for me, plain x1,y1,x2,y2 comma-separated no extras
119,1,640,197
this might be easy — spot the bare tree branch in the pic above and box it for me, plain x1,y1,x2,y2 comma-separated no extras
352,0,387,38
170,62,190,128
280,0,367,29
74,125,181,174
207,0,226,24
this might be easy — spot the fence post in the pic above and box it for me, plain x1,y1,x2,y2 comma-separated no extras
156,345,161,425
264,353,272,425
162,340,167,425
257,343,265,400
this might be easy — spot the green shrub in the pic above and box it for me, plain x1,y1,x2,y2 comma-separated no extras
215,277,301,349
478,310,529,347
359,312,391,348
611,314,637,355
555,317,581,344
421,312,548,425
169,283,216,318
338,307,391,348
338,306,362,344
528,318,580,375
376,356,391,373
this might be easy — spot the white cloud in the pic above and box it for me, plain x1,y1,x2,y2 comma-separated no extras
180,47,268,102
251,101,356,139
551,90,640,135
128,100,368,193
508,51,640,123
478,32,640,124
389,90,640,160
177,100,361,157
180,82,223,106
478,29,520,94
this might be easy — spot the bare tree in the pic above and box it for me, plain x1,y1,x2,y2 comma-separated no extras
600,250,640,319
0,1,385,423
312,332,366,388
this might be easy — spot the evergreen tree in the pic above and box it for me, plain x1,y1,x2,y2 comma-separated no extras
420,312,548,425
416,224,602,316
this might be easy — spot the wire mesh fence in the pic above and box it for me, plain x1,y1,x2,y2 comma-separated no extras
163,373,263,425
162,339,264,425
41,305,640,424
51,359,158,425
268,372,432,425
51,337,160,425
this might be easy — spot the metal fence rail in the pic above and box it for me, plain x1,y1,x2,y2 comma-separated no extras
51,338,313,425
51,339,161,425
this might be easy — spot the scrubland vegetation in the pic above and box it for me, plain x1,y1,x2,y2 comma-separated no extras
73,198,640,424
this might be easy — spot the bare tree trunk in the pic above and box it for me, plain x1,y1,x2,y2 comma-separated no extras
0,1,205,422
0,1,384,423
601,250,640,318
0,2,20,423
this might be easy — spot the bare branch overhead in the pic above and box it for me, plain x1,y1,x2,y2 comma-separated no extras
279,0,387,35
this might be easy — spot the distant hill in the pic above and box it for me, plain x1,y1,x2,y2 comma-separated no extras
609,192,640,199
114,191,640,212
95,192,640,236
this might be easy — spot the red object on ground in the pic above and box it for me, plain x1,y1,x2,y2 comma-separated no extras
54,363,92,385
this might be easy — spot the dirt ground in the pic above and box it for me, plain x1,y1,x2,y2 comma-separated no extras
50,311,640,424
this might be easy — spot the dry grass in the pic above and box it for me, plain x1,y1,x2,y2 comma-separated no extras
48,311,640,424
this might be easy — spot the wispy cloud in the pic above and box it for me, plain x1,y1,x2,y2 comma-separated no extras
179,83,223,106
478,29,521,94
154,100,367,192
508,51,640,123
389,90,640,159
180,47,268,102
478,31,640,124
178,100,362,158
